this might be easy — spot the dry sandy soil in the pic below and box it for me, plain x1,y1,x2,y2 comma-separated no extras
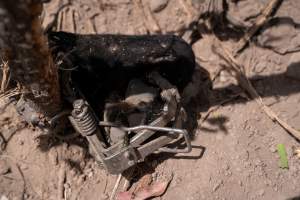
1,0,300,199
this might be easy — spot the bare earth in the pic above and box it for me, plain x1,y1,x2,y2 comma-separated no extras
0,0,300,200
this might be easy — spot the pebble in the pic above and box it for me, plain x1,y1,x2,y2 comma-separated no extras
149,0,169,13
219,70,230,82
88,171,93,178
269,146,277,153
24,193,30,199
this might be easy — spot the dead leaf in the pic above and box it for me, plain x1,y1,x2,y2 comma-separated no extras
116,178,172,200
133,174,152,194
134,180,171,200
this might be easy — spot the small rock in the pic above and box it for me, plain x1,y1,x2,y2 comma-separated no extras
219,70,230,82
24,193,30,199
88,171,93,178
269,146,277,153
149,0,169,13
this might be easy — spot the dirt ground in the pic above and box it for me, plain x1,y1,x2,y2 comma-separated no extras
1,0,300,199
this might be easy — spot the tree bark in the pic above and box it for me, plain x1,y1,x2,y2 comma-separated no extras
0,0,61,125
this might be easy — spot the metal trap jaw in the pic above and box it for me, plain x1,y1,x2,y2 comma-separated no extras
68,72,192,174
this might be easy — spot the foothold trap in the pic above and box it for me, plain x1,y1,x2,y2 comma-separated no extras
49,31,195,174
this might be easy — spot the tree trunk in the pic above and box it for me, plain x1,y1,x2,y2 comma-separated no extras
0,0,61,126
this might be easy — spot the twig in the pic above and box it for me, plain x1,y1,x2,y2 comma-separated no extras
103,172,109,195
0,87,22,101
122,179,131,192
58,162,66,200
233,0,282,56
110,174,123,200
213,37,300,141
1,59,10,93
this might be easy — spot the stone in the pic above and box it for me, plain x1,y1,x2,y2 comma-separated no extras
149,0,169,13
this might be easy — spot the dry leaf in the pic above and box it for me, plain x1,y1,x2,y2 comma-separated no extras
116,178,172,200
